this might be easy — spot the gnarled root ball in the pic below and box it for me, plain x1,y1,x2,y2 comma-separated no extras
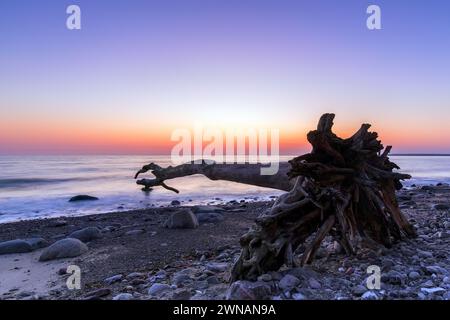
231,113,416,281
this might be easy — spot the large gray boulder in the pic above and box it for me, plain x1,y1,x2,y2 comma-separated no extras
0,240,32,255
24,238,49,250
69,227,101,242
164,209,199,229
0,238,48,255
39,238,88,261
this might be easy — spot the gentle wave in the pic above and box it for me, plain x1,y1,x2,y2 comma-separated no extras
0,176,114,189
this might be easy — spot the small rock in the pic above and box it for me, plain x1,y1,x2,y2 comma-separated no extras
171,200,181,206
206,262,228,273
104,274,123,285
408,271,421,280
425,266,447,275
226,281,273,300
279,274,300,291
361,291,378,300
172,273,192,286
69,227,101,242
69,195,99,202
148,283,171,296
164,209,199,229
382,270,405,285
16,291,35,299
126,272,144,279
257,274,273,282
292,292,307,300
352,285,367,297
418,250,433,258
420,287,446,295
308,278,321,289
125,229,145,236
172,289,191,300
49,219,68,227
422,280,434,288
57,267,67,275
39,238,88,261
194,280,209,290
112,293,133,300
206,276,220,285
84,288,111,299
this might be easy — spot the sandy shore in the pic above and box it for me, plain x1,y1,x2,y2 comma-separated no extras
0,185,449,300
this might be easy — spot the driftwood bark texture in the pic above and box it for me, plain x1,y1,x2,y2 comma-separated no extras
135,113,416,281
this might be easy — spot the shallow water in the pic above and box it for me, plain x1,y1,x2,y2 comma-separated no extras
0,155,448,223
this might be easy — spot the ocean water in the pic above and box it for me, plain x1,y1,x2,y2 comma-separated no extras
0,155,449,223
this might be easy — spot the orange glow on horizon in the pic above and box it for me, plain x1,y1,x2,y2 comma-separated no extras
1,117,449,155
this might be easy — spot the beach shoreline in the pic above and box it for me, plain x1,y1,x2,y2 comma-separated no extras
0,185,449,300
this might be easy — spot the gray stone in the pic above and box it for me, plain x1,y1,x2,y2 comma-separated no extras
408,271,421,280
24,238,49,250
292,292,307,300
39,238,88,261
420,287,446,295
287,267,319,281
418,250,433,258
425,265,447,275
16,291,35,299
148,283,171,296
257,274,273,282
104,274,123,285
164,209,199,229
125,229,145,236
83,288,111,299
422,280,434,288
171,200,181,206
194,280,209,290
206,276,220,285
382,270,405,285
69,227,101,242
308,278,321,289
69,195,99,202
352,285,367,297
126,272,145,279
0,240,32,255
112,293,133,300
279,274,300,291
172,273,192,286
172,289,191,300
206,262,228,273
226,281,273,300
195,212,224,224
49,219,68,227
361,291,379,300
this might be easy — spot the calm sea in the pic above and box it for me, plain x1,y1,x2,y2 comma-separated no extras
0,155,449,223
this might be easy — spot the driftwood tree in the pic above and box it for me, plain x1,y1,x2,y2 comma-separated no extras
135,114,416,281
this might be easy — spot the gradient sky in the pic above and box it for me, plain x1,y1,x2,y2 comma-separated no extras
1,0,449,154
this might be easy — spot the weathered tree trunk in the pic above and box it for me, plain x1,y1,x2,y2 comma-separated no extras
135,161,293,193
134,113,416,281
